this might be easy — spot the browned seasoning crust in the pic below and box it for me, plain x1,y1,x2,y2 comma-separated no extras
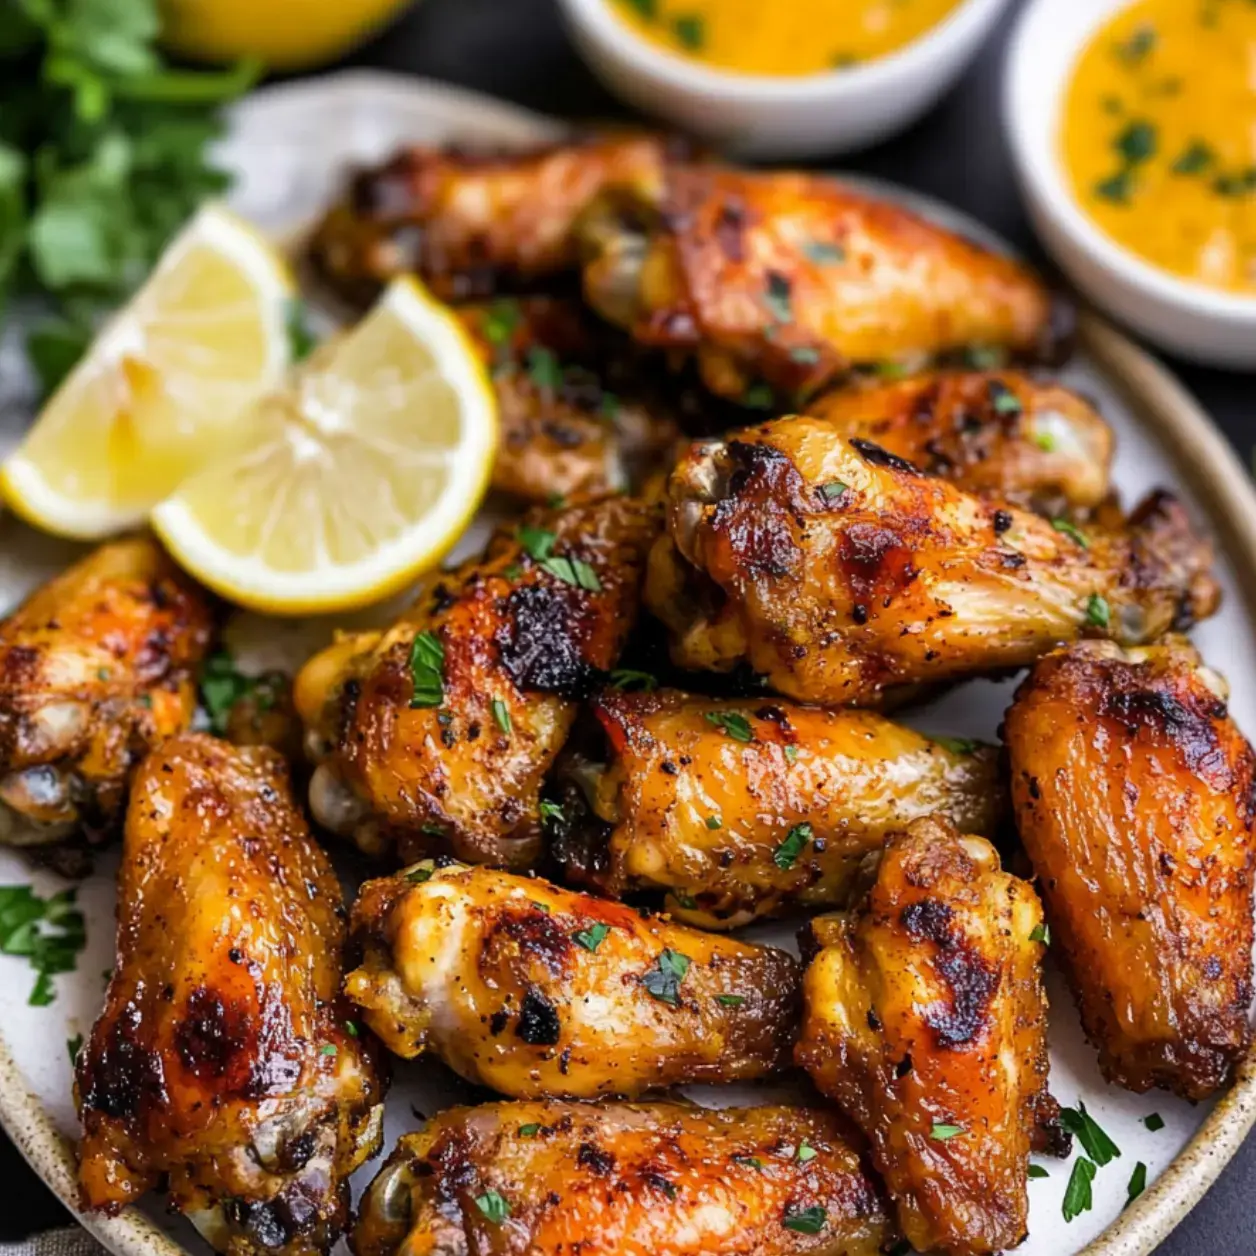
1004,637,1256,1099
795,818,1055,1256
0,537,213,850
645,416,1219,706
75,734,386,1256
295,495,659,868
352,1100,891,1256
344,862,800,1099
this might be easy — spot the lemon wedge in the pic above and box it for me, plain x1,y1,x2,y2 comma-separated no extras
1,204,294,540
151,276,498,615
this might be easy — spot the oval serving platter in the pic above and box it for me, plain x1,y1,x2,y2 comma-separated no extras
1,70,1254,1256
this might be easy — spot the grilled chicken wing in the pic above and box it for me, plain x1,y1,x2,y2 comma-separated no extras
1004,638,1256,1099
646,418,1218,706
308,134,677,304
795,818,1054,1256
76,734,386,1255
580,166,1066,404
0,537,213,851
555,687,1003,928
354,1100,891,1256
459,296,680,502
345,862,800,1098
807,370,1113,516
297,495,657,869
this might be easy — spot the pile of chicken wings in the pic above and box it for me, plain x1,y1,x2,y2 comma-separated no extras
0,132,1250,1256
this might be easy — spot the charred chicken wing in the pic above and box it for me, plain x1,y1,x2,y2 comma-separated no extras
0,537,212,851
646,418,1218,705
354,1100,891,1256
297,495,657,869
76,734,386,1255
555,687,1003,928
1004,637,1256,1099
344,862,800,1098
580,166,1065,404
795,818,1054,1256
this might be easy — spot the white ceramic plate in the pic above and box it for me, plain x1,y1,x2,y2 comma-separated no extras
1,70,1255,1256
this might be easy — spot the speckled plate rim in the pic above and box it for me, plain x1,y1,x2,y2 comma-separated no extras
2,68,1255,1256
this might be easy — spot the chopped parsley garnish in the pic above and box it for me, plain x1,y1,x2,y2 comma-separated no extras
491,698,512,735
773,822,813,870
0,885,87,1007
1086,593,1111,628
539,801,565,823
1126,1161,1147,1208
961,344,1007,370
320,1044,338,1057
625,0,657,15
706,815,722,830
1171,141,1215,176
1052,517,1089,548
716,993,745,1006
1033,429,1057,452
66,1033,83,1065
930,1122,965,1141
803,239,846,264
932,736,978,755
1143,1113,1165,1132
1062,1156,1097,1222
405,860,437,884
475,1189,511,1224
782,1205,827,1235
818,480,848,503
797,1140,817,1163
704,710,753,742
482,298,522,346
1115,120,1157,165
764,272,792,323
1094,169,1134,204
519,524,556,560
643,948,691,1006
519,1123,542,1136
542,554,602,591
1028,1164,1050,1179
1060,1101,1120,1166
345,1020,359,1037
574,922,611,953
407,631,445,709
741,383,775,410
199,651,282,734
96,666,111,681
1029,922,1051,945
987,379,1022,416
783,745,799,764
672,13,705,48
734,1154,764,1170
420,822,447,837
609,668,657,691
526,346,564,392
1113,23,1156,64
286,298,319,362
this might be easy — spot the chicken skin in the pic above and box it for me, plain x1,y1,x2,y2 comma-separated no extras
1004,638,1256,1099
807,370,1113,517
580,166,1066,405
297,495,658,869
795,818,1054,1256
344,862,800,1098
555,687,1003,928
308,134,677,304
646,417,1218,706
458,296,680,502
354,1100,891,1256
0,537,213,852
76,735,386,1256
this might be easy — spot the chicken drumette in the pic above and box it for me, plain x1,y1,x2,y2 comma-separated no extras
76,734,386,1256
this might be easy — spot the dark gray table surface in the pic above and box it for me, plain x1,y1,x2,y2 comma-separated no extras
2,0,1252,1249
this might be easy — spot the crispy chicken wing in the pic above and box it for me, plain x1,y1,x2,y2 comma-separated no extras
646,418,1218,705
555,687,1003,928
807,370,1113,516
354,1100,891,1256
1004,638,1256,1099
580,166,1067,404
795,818,1054,1256
297,495,658,869
76,734,386,1256
308,135,678,304
344,862,800,1098
0,537,213,851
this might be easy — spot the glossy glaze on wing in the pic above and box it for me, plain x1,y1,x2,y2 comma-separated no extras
344,863,800,1098
795,819,1054,1256
76,735,386,1256
1004,638,1256,1099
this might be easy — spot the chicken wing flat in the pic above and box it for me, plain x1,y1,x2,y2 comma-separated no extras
1004,637,1256,1099
795,818,1053,1256
354,1100,891,1256
76,734,386,1255
308,134,678,304
297,495,657,869
807,370,1113,516
555,687,1003,928
0,537,213,851
646,418,1219,706
345,862,800,1098
580,166,1066,405
458,296,680,502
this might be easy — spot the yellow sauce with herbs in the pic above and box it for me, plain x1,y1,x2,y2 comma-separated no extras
1061,0,1256,294
607,0,964,75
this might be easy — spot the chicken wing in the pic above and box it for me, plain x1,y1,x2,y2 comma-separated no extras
1004,637,1256,1099
807,370,1113,516
580,166,1067,405
795,818,1054,1256
354,1100,891,1256
554,687,1003,928
646,418,1218,706
0,537,213,852
297,495,658,869
76,734,386,1256
345,862,800,1098
307,134,678,304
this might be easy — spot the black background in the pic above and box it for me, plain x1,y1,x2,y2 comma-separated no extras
3,0,1253,1250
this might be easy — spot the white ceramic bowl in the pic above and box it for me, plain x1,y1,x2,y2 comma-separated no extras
1005,0,1256,368
558,0,1012,158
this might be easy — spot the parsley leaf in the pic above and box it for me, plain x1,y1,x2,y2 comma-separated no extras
482,298,522,346
491,697,512,735
541,555,602,591
987,378,1022,416
1126,1161,1147,1208
802,239,845,264
782,1206,827,1235
1060,1102,1120,1166
643,948,691,1006
539,801,564,823
1028,1164,1050,1179
705,815,722,829
716,993,745,1006
704,710,753,742
405,860,437,884
0,885,87,1007
526,346,564,392
1052,517,1090,548
1086,593,1111,628
818,480,848,503
518,1123,542,1136
1029,923,1051,945
930,1122,965,1141
1062,1156,1097,1222
1143,1113,1165,1132
773,822,813,870
741,383,775,410
932,735,978,755
763,271,792,323
574,922,611,952
518,524,557,560
475,1190,510,1224
672,14,705,48
1171,141,1215,175
66,1033,83,1065
408,631,445,709
609,668,657,692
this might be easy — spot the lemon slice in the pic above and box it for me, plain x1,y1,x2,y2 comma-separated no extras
151,277,498,615
1,204,293,539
